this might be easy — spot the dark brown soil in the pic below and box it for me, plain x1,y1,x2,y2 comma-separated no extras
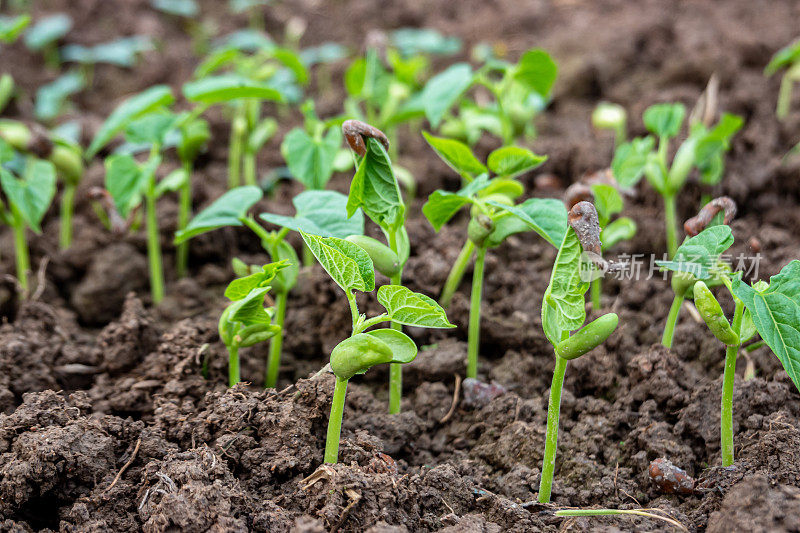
1,0,799,531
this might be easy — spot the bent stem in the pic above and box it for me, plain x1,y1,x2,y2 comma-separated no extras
324,376,349,463
539,354,569,503
176,160,192,278
59,182,76,250
11,208,29,295
721,299,744,466
466,245,487,379
661,294,684,348
663,193,678,258
228,344,240,387
440,239,475,309
265,290,287,388
591,278,602,310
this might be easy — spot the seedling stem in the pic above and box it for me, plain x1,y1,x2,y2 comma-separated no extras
59,182,76,250
265,290,287,388
721,298,744,466
661,294,684,348
539,351,568,503
11,205,29,293
324,376,349,463
467,245,487,379
176,160,193,278
440,239,475,309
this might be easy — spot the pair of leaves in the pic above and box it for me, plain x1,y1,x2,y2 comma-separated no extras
694,113,744,186
347,137,404,231
656,225,734,280
611,136,655,187
224,260,287,301
175,185,263,243
281,126,341,190
330,328,418,380
731,261,800,393
542,227,589,346
260,189,364,239
0,159,56,232
643,103,686,139
105,153,185,218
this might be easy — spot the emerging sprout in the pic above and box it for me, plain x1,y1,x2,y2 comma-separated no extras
591,102,627,149
538,201,619,502
765,38,800,120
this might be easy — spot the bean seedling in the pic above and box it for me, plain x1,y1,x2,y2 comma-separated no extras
299,231,452,463
765,38,800,121
423,132,566,377
24,13,72,68
177,186,364,388
611,103,742,257
657,219,800,466
592,102,627,150
219,260,286,386
538,201,619,503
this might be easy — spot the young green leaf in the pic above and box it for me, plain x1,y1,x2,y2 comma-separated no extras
600,217,636,251
151,0,200,17
224,260,288,301
34,71,86,122
124,111,177,146
330,329,417,380
765,39,800,75
422,131,486,179
105,154,145,218
62,36,153,67
0,15,31,44
24,13,72,51
485,197,568,248
260,189,364,238
154,168,188,197
590,184,623,223
347,137,404,230
611,136,654,187
422,175,491,231
542,227,589,346
513,48,558,97
300,231,375,293
88,85,174,157
377,285,454,328
656,225,733,280
366,328,418,364
731,261,800,392
487,146,547,179
421,63,473,128
0,159,56,232
175,185,263,243
183,75,284,104
643,103,686,138
281,127,341,190
227,287,272,324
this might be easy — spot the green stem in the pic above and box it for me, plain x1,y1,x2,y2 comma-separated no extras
243,150,257,186
661,294,684,348
324,376,349,463
467,246,487,379
228,344,240,387
11,207,29,295
664,193,678,258
228,110,246,189
539,355,569,503
145,186,164,304
591,278,602,310
388,270,403,414
777,74,793,121
302,241,314,267
439,239,475,309
176,160,192,278
721,299,744,467
58,182,75,250
265,290,287,388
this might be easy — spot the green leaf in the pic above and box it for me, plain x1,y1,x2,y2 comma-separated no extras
390,28,461,57
330,329,417,379
154,168,188,197
611,136,655,187
347,137,404,231
0,15,31,44
478,178,524,200
124,110,177,145
300,231,374,293
542,227,589,346
422,174,490,231
224,260,288,301
377,285,455,328
88,85,174,158
62,36,153,67
183,75,285,104
485,197,568,248
25,13,72,50
421,63,473,128
656,225,734,279
694,113,743,167
227,287,271,325
600,217,636,251
151,0,200,17
260,189,364,238
0,160,56,233
643,103,686,138
248,117,277,153
422,131,486,179
35,71,85,122
590,184,623,223
105,154,145,218
765,39,800,75
281,126,341,189
366,328,418,364
487,146,547,179
175,185,262,243
731,261,800,392
513,48,557,96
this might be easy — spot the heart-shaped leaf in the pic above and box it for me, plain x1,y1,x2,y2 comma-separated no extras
486,146,546,179
421,63,473,128
377,285,454,328
656,225,733,280
486,197,567,248
301,231,374,293
175,185,262,243
0,159,56,232
260,189,364,238
422,131,486,179
281,126,341,190
183,74,284,104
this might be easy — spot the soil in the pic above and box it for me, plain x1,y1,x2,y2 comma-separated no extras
1,0,800,531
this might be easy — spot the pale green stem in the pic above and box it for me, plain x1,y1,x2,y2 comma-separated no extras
59,182,75,250
228,344,240,387
539,354,569,503
591,278,602,310
265,290,287,388
324,376,348,463
664,193,678,259
721,299,744,466
777,74,793,121
466,246,487,379
176,160,192,278
439,239,475,309
661,294,684,348
11,206,29,295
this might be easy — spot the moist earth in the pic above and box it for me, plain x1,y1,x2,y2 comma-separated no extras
1,0,799,531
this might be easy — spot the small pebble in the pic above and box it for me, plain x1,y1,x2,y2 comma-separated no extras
649,457,695,494
461,378,507,408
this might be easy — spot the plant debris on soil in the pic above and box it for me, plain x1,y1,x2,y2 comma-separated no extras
1,0,800,531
